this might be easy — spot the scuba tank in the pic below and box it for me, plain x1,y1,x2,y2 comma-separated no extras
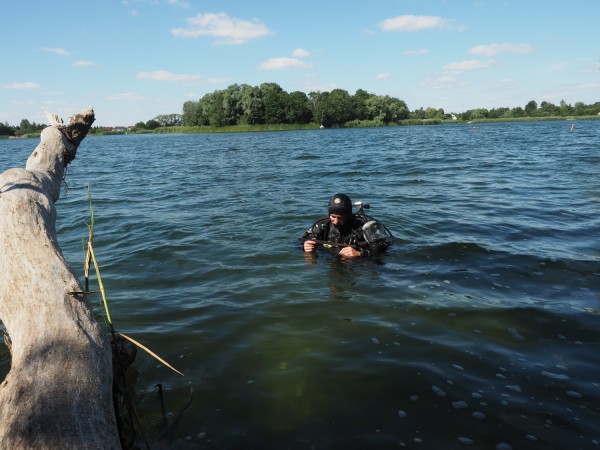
354,201,394,248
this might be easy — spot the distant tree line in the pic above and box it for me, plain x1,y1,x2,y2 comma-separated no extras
130,114,183,131
2,83,599,136
0,119,46,137
456,99,600,122
176,83,599,128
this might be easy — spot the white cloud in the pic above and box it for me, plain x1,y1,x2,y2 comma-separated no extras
443,59,495,74
107,93,146,101
403,49,430,55
421,59,494,89
1,82,40,90
376,72,390,80
379,15,453,32
73,60,96,67
137,70,203,83
258,57,310,71
171,12,272,45
40,47,71,56
292,48,310,58
468,43,534,57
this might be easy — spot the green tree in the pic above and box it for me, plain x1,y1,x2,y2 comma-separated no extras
154,114,182,127
285,91,312,124
559,100,573,116
471,108,489,119
260,82,285,124
425,107,439,119
488,107,510,119
182,100,201,126
308,91,327,126
202,90,227,127
573,101,586,116
589,101,600,115
366,95,409,123
327,89,354,126
0,122,15,136
19,119,31,131
145,119,160,129
510,106,525,118
240,84,264,125
524,100,538,116
352,89,374,121
411,107,426,120
539,101,557,117
222,84,245,125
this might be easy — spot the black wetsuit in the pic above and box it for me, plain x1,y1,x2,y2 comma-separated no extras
303,214,389,257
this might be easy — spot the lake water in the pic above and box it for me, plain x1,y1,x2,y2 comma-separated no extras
1,121,599,449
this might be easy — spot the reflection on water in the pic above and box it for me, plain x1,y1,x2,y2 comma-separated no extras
0,121,599,449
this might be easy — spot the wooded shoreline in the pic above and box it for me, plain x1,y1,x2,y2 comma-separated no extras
4,114,598,139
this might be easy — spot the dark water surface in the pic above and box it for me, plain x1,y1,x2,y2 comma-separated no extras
1,121,599,449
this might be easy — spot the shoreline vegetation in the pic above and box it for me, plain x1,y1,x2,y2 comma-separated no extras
150,115,600,135
2,82,599,139
3,115,598,139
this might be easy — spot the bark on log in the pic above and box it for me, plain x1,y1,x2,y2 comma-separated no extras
0,108,121,449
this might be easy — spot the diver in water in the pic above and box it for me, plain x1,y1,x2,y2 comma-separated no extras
301,193,393,258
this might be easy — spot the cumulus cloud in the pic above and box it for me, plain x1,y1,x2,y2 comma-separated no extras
376,72,390,80
258,57,310,71
379,15,454,32
420,57,494,89
40,47,71,56
171,12,272,45
468,43,534,57
403,49,430,55
292,48,310,58
443,59,495,74
1,82,40,90
137,70,204,83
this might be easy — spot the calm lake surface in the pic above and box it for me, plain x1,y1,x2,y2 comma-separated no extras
1,121,599,449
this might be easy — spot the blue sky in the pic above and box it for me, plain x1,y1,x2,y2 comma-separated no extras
2,0,599,127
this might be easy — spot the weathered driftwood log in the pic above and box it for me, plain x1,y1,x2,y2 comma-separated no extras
0,108,121,449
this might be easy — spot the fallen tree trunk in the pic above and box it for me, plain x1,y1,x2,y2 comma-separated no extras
0,108,121,449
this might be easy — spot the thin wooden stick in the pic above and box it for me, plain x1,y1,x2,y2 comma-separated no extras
118,332,184,376
88,243,113,326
